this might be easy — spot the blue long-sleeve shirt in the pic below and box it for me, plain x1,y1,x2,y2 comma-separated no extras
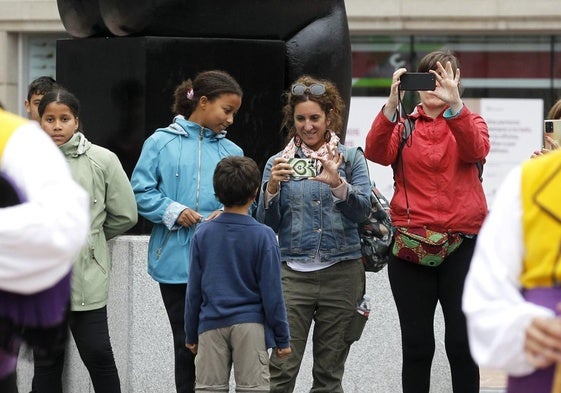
185,212,289,349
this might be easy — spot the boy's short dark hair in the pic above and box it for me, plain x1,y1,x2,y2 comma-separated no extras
27,76,57,100
213,156,260,207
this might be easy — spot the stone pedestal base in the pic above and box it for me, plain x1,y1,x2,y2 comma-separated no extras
16,236,460,392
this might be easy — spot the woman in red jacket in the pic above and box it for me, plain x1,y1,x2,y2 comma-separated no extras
365,50,489,393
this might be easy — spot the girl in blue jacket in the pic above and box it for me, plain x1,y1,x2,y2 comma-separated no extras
131,70,244,393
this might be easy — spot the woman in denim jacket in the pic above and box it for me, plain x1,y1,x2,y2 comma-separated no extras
256,75,371,393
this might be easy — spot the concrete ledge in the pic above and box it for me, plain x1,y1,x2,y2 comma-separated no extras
17,235,460,392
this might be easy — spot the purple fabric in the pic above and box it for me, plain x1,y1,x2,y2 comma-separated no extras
0,272,71,355
0,272,70,327
0,350,17,379
0,173,69,359
506,287,561,393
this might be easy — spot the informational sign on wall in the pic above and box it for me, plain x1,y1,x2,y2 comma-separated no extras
345,97,544,207
344,97,393,198
28,37,57,82
467,98,544,204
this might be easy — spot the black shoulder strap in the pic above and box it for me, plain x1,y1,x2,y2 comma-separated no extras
475,160,484,182
395,116,415,165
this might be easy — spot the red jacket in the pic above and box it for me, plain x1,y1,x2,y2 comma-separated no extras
365,104,489,234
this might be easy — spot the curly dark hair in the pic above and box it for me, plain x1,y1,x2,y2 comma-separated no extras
281,75,345,142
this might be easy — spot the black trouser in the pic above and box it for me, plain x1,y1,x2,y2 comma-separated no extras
31,306,120,393
159,283,195,393
0,370,17,393
388,237,479,393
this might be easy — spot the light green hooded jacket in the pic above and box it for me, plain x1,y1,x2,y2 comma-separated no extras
59,132,137,311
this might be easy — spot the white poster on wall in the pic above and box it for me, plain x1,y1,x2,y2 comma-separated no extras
344,97,395,198
345,97,544,207
469,98,544,204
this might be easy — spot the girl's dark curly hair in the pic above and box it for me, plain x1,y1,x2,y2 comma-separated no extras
172,70,243,117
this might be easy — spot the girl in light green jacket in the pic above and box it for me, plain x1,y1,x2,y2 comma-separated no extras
32,88,137,393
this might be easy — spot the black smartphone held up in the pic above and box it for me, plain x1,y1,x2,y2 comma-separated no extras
399,72,436,91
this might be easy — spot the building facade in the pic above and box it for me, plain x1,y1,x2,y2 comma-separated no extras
5,2,556,391
1,0,561,115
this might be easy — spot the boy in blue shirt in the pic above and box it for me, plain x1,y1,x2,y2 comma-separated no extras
185,156,291,392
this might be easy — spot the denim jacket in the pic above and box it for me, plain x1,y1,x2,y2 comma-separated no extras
256,144,371,263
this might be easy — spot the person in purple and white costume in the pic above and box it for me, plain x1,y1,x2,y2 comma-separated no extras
0,108,89,393
463,149,561,393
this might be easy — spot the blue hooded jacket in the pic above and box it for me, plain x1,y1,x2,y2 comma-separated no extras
131,115,243,283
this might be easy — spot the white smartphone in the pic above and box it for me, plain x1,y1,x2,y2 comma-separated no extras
288,157,317,179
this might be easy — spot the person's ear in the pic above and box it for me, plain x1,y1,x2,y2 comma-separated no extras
326,109,333,127
199,96,209,109
24,100,30,113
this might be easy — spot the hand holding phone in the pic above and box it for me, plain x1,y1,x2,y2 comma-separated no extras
544,120,561,149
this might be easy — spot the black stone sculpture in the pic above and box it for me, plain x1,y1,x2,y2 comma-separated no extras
55,0,352,233
57,1,352,112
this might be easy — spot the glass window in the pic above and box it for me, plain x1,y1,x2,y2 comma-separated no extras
28,36,57,82
19,34,67,115
351,35,561,116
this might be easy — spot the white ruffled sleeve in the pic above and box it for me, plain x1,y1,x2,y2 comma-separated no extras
0,122,89,294
463,166,554,376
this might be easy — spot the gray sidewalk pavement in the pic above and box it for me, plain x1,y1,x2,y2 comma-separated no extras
16,236,507,392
